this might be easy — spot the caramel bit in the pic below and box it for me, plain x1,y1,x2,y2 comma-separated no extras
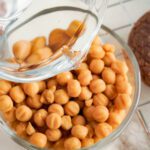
13,40,32,63
95,123,112,138
46,113,62,129
49,29,70,51
15,105,32,122
31,36,46,53
0,95,13,112
66,20,85,37
26,122,36,135
64,137,81,150
0,80,12,96
29,132,47,148
71,125,88,140
61,115,72,130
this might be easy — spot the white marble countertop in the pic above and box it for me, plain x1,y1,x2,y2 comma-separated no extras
0,0,150,149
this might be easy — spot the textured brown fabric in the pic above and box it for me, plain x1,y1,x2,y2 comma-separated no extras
128,11,150,86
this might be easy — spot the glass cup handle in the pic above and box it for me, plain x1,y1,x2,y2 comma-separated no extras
137,100,150,137
0,0,7,17
0,0,7,35
0,25,4,35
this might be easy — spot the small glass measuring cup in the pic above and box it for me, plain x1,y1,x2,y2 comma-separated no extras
0,0,107,83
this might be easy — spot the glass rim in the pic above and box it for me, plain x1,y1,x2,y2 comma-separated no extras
0,25,141,150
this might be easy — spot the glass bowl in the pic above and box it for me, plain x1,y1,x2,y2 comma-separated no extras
0,0,107,83
0,25,141,150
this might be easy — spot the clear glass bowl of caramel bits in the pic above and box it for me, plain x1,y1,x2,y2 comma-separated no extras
0,22,140,150
0,0,140,149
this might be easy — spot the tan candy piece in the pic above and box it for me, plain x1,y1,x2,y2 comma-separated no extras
29,132,47,148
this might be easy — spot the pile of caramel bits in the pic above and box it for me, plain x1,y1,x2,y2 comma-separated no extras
0,21,132,150
12,20,85,66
